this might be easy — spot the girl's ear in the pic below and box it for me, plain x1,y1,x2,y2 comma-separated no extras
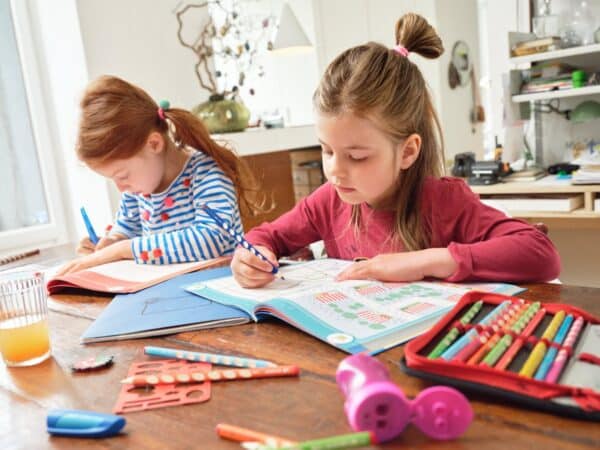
397,134,422,169
146,132,165,154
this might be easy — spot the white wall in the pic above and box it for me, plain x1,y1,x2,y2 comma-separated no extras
77,0,211,111
435,0,484,159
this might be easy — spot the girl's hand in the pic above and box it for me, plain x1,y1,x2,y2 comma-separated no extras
57,239,133,276
95,234,127,251
336,248,458,282
231,245,279,288
76,233,126,255
76,236,96,255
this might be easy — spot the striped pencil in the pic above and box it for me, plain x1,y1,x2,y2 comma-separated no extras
441,301,511,360
428,301,483,359
453,302,522,363
144,346,277,368
534,314,574,380
121,365,300,387
200,203,280,276
495,308,546,371
519,311,566,377
545,316,585,383
480,302,540,367
467,303,527,365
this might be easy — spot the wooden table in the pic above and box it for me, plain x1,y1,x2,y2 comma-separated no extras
2,283,599,450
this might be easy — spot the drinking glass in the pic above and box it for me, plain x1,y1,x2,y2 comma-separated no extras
0,271,51,366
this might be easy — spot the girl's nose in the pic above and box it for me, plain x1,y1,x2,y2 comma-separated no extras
325,154,343,178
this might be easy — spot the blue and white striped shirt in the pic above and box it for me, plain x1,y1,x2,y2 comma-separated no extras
111,149,243,264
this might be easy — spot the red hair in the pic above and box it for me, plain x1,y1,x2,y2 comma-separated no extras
77,75,264,216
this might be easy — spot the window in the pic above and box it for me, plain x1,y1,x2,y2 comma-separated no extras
0,0,66,253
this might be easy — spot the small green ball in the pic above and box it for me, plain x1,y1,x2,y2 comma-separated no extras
158,99,170,110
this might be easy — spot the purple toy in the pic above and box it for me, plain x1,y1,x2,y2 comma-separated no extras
336,353,473,442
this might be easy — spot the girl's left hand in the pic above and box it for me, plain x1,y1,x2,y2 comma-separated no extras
335,249,458,282
56,239,133,276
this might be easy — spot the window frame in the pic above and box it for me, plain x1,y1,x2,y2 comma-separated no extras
0,0,68,253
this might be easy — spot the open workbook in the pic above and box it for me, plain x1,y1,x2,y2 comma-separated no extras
186,259,526,354
46,256,230,295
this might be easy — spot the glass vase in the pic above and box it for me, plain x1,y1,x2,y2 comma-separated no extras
192,94,250,134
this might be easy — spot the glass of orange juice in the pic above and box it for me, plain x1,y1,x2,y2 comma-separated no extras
0,271,51,366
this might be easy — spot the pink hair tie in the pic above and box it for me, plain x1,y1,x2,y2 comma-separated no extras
394,45,409,57
157,99,170,121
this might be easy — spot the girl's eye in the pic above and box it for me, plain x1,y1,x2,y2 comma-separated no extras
349,154,367,161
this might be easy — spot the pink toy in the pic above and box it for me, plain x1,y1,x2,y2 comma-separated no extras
336,353,473,442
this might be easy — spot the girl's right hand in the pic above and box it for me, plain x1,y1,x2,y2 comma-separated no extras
76,233,126,255
231,245,278,288
76,236,96,255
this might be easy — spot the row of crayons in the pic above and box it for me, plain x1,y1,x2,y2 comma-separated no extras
427,300,585,383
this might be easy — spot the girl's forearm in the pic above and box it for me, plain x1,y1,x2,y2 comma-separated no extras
421,248,458,279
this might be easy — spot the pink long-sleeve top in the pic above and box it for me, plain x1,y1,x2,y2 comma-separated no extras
246,177,561,283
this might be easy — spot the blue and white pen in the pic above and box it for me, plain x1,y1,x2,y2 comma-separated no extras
199,203,280,275
144,346,277,368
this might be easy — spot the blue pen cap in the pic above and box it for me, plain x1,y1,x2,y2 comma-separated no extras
47,409,126,438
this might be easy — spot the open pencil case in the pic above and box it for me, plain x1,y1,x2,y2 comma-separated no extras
401,291,600,421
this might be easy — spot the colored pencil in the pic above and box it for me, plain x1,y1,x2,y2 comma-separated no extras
545,316,585,383
428,300,483,359
519,311,566,377
121,365,299,386
216,423,297,447
144,346,277,368
480,302,540,367
453,302,522,363
242,431,376,450
495,307,546,370
199,203,280,275
534,314,574,380
440,301,511,360
467,303,527,365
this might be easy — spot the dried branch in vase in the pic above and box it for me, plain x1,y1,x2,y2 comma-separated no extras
175,0,275,100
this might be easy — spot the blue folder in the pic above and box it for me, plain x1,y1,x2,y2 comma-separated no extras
81,267,249,343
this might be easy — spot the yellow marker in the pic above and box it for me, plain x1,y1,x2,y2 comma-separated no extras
519,311,565,377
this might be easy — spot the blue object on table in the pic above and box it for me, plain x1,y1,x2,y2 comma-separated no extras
80,207,99,245
80,268,249,343
47,409,126,438
199,203,279,274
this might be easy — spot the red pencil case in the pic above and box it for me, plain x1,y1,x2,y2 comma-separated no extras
401,291,600,421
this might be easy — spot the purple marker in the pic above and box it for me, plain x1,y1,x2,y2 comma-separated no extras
336,353,473,442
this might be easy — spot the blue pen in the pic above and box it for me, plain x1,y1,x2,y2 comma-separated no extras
199,203,279,275
534,314,573,380
80,207,99,245
47,409,126,438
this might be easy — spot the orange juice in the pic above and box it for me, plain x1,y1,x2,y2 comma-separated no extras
0,314,50,365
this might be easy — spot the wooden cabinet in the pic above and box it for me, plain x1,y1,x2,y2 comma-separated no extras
240,151,296,231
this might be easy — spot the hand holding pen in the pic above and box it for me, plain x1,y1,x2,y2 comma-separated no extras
77,208,125,255
199,203,283,288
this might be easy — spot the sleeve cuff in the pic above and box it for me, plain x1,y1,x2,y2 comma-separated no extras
446,242,473,282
